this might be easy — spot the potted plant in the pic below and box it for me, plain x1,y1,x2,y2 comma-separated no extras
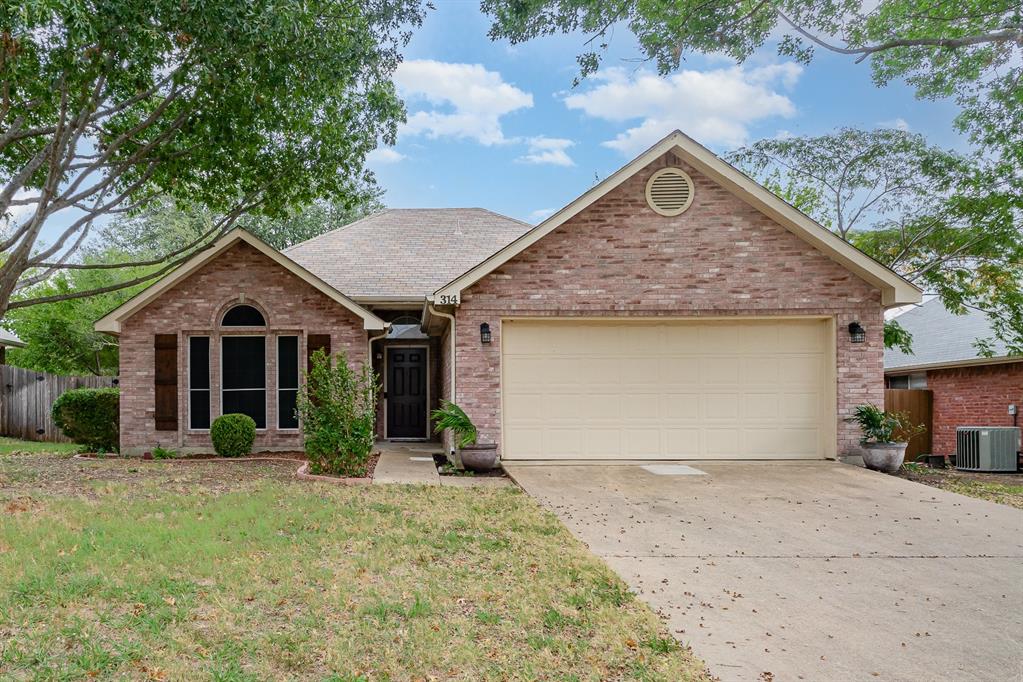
431,400,497,472
849,404,926,474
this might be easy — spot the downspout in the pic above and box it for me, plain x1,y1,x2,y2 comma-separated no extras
368,326,389,439
427,302,457,404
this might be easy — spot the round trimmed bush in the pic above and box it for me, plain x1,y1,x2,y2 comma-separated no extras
51,387,120,452
210,413,256,457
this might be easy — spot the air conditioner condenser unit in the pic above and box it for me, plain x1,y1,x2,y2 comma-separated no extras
955,427,1020,472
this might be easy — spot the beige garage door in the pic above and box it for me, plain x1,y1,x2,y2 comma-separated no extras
502,319,832,460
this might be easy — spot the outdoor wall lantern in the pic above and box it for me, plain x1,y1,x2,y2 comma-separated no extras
480,322,492,344
848,321,866,344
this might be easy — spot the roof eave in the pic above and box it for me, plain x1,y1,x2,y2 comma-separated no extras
884,355,1022,374
435,131,922,307
93,229,386,334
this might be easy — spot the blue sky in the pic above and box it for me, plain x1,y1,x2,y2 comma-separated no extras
371,1,964,223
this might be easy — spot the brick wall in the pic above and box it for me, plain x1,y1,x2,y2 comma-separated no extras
928,362,1023,456
455,151,885,458
119,241,367,455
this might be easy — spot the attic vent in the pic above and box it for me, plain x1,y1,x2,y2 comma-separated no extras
645,168,694,216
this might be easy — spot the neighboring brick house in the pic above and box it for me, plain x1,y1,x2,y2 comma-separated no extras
97,131,921,458
885,299,1022,457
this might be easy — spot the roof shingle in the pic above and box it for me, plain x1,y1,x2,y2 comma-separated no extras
284,208,532,299
885,298,1011,370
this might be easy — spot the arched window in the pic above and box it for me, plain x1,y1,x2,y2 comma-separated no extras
219,304,266,428
222,304,265,327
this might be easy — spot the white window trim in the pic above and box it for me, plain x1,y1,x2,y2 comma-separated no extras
220,334,268,431
187,335,210,432
277,334,300,431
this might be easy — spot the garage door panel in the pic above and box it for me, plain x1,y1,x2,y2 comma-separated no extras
502,319,830,460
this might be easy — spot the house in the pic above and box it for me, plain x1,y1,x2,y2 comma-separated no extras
95,131,921,459
885,299,1021,456
0,329,25,365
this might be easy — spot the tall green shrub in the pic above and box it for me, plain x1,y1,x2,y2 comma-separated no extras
296,349,379,477
51,387,120,451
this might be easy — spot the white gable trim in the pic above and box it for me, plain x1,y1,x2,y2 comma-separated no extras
434,130,922,308
94,229,386,334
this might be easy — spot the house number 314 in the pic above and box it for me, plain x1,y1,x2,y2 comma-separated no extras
438,294,459,305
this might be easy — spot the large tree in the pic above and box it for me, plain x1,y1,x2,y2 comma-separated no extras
730,127,1023,354
0,0,423,317
3,192,384,375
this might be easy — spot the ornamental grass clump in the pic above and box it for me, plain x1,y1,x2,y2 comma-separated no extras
296,349,379,477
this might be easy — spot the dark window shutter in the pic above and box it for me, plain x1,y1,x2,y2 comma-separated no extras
154,334,178,431
307,334,331,372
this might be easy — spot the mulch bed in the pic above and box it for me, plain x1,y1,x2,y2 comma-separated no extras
71,450,381,485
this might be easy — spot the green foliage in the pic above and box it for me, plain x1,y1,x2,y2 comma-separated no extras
51,388,120,451
849,404,926,445
152,446,176,460
210,414,256,458
883,319,914,355
431,401,478,449
4,248,155,375
296,349,379,477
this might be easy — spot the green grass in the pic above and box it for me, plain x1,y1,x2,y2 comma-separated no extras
0,437,80,456
0,461,709,680
900,465,1023,509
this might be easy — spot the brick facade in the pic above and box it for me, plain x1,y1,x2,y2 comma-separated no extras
454,151,885,458
118,241,367,455
927,362,1023,456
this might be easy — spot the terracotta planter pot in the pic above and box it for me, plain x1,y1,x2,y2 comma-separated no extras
459,443,498,472
862,442,907,474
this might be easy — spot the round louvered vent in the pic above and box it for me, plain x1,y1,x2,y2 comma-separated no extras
645,168,694,216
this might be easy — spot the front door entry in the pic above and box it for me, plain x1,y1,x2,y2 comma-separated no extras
386,347,427,439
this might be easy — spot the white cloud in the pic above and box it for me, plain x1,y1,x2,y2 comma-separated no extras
564,63,803,154
393,59,533,145
878,117,911,132
528,207,556,222
366,147,405,164
517,136,575,166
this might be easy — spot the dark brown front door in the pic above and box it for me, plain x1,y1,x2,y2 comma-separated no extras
387,347,427,439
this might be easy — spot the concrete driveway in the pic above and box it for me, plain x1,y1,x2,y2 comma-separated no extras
506,461,1023,682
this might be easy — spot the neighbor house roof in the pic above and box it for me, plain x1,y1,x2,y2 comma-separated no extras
433,130,923,308
0,329,25,348
285,208,532,301
885,298,1016,372
95,229,386,334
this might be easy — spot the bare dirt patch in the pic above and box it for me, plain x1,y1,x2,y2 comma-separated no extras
898,465,1023,509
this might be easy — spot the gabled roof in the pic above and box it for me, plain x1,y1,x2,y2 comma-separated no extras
434,130,922,308
885,298,1017,372
285,208,531,301
94,229,386,334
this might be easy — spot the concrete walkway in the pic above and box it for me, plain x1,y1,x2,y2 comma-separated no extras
506,461,1023,682
372,442,513,488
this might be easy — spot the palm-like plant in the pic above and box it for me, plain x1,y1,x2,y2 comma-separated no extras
850,404,926,444
431,400,478,448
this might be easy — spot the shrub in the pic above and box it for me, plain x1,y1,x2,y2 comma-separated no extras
51,387,120,452
296,349,378,477
431,400,477,448
210,414,256,457
849,404,926,444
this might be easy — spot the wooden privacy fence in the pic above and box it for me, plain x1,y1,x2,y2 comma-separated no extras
0,365,115,442
884,388,933,462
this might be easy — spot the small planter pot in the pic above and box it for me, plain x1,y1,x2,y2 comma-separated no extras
862,442,908,474
459,443,498,472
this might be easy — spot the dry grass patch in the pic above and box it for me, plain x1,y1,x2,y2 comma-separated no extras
0,456,709,680
899,465,1023,509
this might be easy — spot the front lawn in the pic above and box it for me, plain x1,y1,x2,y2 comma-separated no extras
899,465,1023,510
0,455,709,680
0,437,80,456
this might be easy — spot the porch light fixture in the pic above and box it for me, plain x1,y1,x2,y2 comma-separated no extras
480,322,492,344
848,321,866,344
